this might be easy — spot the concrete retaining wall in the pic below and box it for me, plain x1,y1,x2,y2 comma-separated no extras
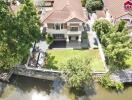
14,65,62,80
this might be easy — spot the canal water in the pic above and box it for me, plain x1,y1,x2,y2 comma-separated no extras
0,75,132,100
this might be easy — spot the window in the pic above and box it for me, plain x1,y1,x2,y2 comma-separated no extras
70,27,78,31
53,34,64,39
47,23,54,29
55,24,60,30
61,24,63,29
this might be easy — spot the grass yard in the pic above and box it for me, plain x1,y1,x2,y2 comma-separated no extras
47,49,105,71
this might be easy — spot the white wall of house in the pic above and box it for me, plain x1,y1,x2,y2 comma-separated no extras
45,19,84,42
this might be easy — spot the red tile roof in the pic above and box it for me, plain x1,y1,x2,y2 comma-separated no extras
42,0,87,23
103,0,132,19
96,10,106,18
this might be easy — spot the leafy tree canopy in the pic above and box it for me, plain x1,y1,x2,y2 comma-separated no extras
0,0,41,70
62,57,92,88
92,19,112,41
85,0,103,12
93,19,132,70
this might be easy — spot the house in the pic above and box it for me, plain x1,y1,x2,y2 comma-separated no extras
95,0,132,39
124,0,132,10
96,0,132,30
41,0,87,43
44,0,54,7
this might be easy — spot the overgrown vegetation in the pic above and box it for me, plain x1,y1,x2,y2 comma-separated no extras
0,0,41,70
62,57,92,89
93,19,132,70
99,74,124,91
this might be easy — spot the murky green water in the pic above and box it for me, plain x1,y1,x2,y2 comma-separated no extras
0,75,132,100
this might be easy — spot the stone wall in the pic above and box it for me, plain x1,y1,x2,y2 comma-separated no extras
14,65,62,80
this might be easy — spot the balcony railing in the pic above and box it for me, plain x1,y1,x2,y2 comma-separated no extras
46,28,82,35
67,31,82,35
46,29,67,34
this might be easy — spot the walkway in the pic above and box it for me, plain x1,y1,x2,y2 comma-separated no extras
110,68,132,83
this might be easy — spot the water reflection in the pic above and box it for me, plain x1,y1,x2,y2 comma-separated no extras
0,75,75,100
0,75,132,100
10,75,52,93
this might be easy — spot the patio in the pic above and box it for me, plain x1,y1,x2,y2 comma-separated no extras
49,40,82,49
48,41,66,49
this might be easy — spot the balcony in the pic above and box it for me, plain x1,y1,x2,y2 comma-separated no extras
67,31,82,35
46,29,67,34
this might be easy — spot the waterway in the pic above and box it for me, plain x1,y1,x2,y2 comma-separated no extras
0,75,132,100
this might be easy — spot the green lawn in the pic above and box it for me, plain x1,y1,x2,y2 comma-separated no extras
47,49,105,71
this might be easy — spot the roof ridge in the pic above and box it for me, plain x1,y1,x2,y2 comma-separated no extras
42,10,55,23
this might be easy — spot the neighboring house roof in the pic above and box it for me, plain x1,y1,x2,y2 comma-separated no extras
124,0,132,5
96,10,106,18
42,0,87,24
103,0,132,19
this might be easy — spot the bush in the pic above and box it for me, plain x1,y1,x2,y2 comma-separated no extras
98,74,124,91
46,34,53,44
44,52,57,69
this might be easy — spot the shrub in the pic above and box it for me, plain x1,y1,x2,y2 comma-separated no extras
46,34,53,44
98,74,124,91
44,52,57,69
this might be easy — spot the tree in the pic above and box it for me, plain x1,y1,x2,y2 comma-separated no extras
93,19,131,70
62,57,92,88
16,0,41,61
0,1,21,70
93,19,112,41
85,0,103,12
0,0,41,70
104,29,131,69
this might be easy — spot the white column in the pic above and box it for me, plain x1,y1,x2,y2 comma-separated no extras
78,35,81,42
66,35,69,42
